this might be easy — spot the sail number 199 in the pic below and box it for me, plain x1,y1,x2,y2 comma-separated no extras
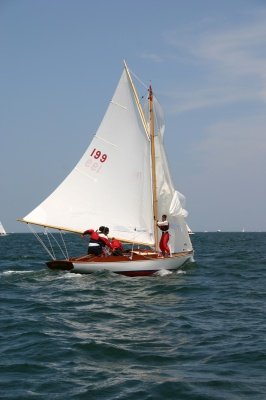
90,148,107,163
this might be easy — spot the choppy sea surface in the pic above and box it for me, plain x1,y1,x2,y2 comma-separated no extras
0,232,265,400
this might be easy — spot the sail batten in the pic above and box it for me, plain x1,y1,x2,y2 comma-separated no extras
110,100,127,110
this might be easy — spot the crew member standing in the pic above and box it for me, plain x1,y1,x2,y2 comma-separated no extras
157,214,170,257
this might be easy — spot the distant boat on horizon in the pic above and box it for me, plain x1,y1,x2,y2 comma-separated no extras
0,221,7,236
186,223,195,235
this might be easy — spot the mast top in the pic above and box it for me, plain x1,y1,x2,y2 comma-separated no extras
148,84,153,99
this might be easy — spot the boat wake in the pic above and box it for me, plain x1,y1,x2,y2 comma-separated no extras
154,269,173,277
2,270,35,276
177,269,187,274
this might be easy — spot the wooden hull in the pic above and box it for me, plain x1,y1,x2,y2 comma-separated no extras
47,250,194,277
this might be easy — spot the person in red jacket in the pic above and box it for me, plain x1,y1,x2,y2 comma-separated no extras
157,214,170,257
82,228,102,256
98,226,113,255
111,237,123,256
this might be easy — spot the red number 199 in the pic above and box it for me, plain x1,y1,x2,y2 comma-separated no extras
90,148,107,163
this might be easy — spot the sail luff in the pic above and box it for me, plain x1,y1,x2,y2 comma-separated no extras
149,85,159,251
123,61,150,140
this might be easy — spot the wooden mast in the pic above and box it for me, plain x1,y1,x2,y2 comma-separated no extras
124,61,159,250
149,85,159,251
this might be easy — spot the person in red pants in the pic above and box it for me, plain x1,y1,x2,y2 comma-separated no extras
157,215,170,257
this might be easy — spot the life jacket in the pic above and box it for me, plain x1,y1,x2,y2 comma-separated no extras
83,229,100,242
158,222,169,232
98,233,113,249
111,239,123,250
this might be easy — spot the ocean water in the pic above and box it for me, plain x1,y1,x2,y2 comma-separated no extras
0,232,265,400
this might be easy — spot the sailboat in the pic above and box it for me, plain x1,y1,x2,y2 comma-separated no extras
18,62,194,276
0,221,7,236
186,223,195,235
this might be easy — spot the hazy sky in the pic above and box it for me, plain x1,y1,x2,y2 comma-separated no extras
1,0,266,233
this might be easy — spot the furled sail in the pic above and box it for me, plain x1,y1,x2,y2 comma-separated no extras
143,93,192,253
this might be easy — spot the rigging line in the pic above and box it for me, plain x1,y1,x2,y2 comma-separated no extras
27,224,56,260
129,228,136,260
93,135,119,148
45,229,56,260
130,70,148,91
48,231,68,259
59,230,69,260
130,70,161,111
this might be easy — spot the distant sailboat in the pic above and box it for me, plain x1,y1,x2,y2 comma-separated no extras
0,221,7,236
186,223,195,235
18,62,194,276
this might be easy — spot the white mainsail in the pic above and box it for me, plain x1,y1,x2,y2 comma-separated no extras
0,221,7,235
21,64,192,253
21,69,154,244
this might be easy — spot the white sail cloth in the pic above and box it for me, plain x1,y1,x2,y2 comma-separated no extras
22,65,193,252
0,221,7,235
22,70,154,244
153,121,192,252
143,90,192,252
